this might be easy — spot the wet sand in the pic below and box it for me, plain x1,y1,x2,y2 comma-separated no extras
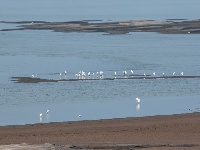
0,113,200,149
1,19,200,34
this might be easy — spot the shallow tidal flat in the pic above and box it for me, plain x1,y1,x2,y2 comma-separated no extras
1,19,200,34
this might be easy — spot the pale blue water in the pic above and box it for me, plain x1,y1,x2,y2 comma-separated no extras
1,0,200,21
0,0,200,126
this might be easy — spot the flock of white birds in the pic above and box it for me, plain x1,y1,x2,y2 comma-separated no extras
56,70,184,80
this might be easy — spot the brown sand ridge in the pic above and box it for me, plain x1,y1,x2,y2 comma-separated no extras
1,19,200,34
0,113,200,149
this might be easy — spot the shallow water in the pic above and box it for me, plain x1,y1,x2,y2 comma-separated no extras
0,0,200,126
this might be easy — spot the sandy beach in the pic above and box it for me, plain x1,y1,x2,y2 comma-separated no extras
0,112,200,149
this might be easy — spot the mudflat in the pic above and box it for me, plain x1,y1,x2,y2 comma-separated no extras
1,19,200,34
0,113,200,149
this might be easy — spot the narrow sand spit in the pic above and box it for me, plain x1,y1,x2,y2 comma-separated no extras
10,75,200,83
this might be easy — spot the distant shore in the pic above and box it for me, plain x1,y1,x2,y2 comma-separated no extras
0,112,200,149
1,19,200,34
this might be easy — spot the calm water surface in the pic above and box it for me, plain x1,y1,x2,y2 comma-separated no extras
0,0,200,126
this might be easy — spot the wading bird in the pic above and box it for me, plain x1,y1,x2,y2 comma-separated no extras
136,98,140,103
46,109,49,114
131,70,134,75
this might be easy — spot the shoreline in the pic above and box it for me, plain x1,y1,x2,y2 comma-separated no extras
0,112,200,149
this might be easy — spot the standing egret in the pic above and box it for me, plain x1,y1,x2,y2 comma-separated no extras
78,115,81,118
39,113,42,123
100,71,103,79
75,73,79,79
93,72,95,79
59,73,62,79
131,70,134,75
64,71,67,79
80,71,86,79
46,109,49,114
114,71,117,78
153,72,155,76
88,72,91,79
123,71,127,76
173,72,175,76
181,72,183,76
136,98,140,103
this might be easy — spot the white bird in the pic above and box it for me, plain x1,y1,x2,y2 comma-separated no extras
93,72,95,79
144,73,146,76
123,71,127,76
78,115,81,117
181,72,183,76
100,71,103,79
81,71,86,79
88,72,91,79
59,73,62,79
64,71,67,79
40,113,42,117
31,74,35,78
136,98,140,103
46,109,49,114
162,73,165,76
153,72,155,76
114,71,117,77
173,72,175,76
75,73,79,78
131,70,134,75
